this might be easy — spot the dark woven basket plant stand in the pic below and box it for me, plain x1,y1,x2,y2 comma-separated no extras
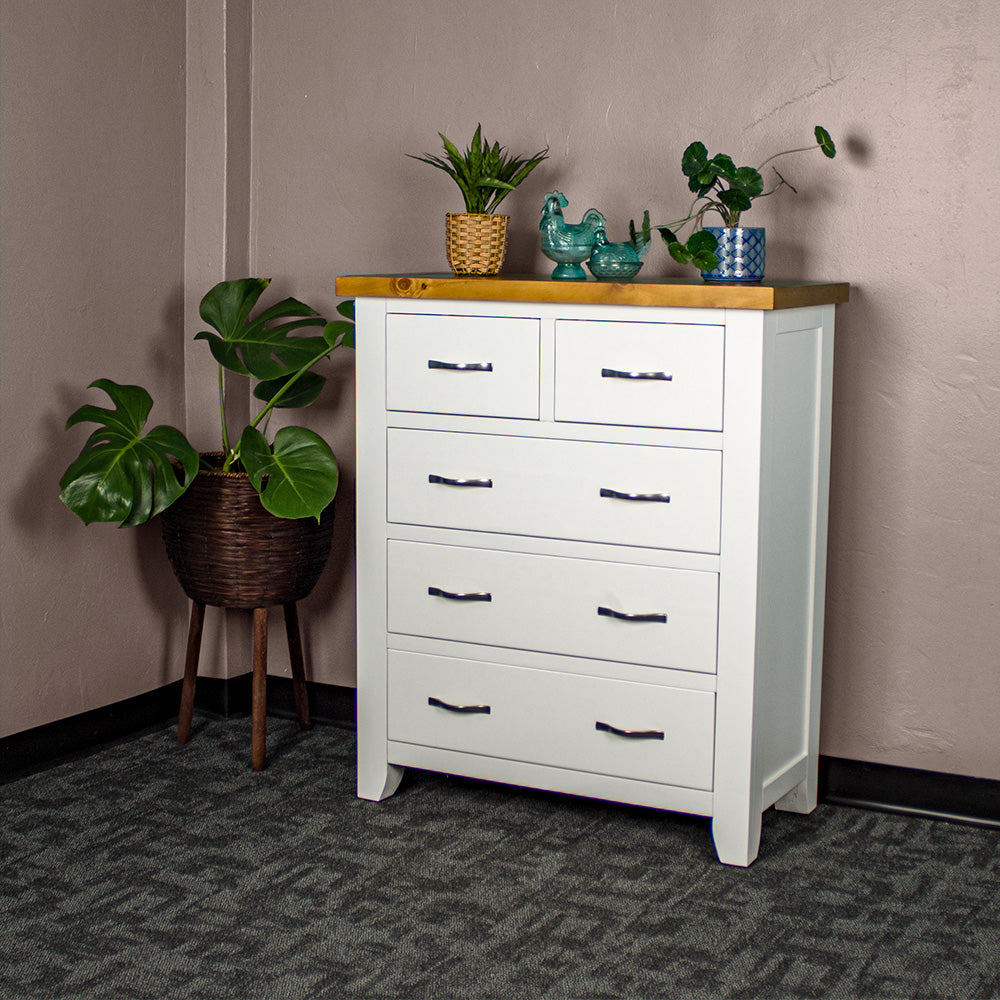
160,462,334,770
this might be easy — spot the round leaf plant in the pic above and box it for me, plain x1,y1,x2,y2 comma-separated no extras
630,126,837,269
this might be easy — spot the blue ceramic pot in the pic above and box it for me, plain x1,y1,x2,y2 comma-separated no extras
700,227,765,283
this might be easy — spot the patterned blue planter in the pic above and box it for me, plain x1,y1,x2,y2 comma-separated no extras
700,227,766,283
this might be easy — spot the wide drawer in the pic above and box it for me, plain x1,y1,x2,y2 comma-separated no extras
554,320,724,430
386,313,540,419
387,650,716,790
387,429,723,553
388,540,719,673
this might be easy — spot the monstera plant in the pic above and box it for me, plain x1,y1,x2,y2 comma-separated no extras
60,278,355,525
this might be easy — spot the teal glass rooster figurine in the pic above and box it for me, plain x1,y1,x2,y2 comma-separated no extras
539,191,606,280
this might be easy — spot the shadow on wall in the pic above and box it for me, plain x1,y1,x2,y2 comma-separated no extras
819,284,909,756
766,240,811,281
294,345,358,679
135,522,191,687
139,282,193,686
14,282,193,688
10,397,84,545
843,132,873,164
12,388,192,691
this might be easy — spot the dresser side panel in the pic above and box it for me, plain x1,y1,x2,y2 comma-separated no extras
756,307,834,805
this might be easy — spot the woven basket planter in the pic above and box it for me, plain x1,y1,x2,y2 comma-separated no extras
160,458,334,610
445,213,509,276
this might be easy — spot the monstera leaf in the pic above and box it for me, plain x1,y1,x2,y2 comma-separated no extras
59,379,199,526
195,277,330,381
253,372,328,410
239,425,338,522
251,310,358,410
327,300,356,348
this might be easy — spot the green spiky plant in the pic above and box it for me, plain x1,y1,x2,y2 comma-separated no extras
59,278,355,526
630,126,837,270
408,124,549,215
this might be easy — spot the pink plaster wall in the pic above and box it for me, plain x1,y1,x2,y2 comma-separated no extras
250,0,1000,779
3,0,998,783
0,0,189,733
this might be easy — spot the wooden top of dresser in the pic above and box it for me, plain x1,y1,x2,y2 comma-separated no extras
335,274,850,311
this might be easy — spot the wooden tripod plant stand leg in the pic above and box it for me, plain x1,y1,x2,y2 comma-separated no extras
176,600,312,770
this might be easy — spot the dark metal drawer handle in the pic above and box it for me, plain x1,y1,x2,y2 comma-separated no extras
595,720,665,741
601,367,673,381
428,696,491,715
429,474,494,488
428,360,494,372
597,606,667,624
428,586,492,602
599,487,671,503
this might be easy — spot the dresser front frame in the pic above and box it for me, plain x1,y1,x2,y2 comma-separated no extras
353,294,836,867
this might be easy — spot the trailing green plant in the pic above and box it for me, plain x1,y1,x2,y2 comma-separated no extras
630,126,837,270
59,278,355,526
408,124,549,215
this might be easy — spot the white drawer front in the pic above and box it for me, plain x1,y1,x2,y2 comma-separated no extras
388,540,719,673
388,650,716,790
386,313,540,419
554,320,724,430
387,429,722,553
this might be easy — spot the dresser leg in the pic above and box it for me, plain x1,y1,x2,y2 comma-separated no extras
774,771,818,814
711,812,762,867
357,759,405,801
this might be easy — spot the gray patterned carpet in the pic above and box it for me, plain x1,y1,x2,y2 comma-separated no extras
1,717,999,1000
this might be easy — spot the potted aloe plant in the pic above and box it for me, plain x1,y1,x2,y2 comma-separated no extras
59,277,355,769
631,126,836,282
408,124,549,276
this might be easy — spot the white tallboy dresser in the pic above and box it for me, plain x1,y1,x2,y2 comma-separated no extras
336,274,849,866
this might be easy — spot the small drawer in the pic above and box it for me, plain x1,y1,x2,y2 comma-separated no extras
387,429,722,553
388,540,719,673
388,650,716,790
554,320,724,430
386,313,540,419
